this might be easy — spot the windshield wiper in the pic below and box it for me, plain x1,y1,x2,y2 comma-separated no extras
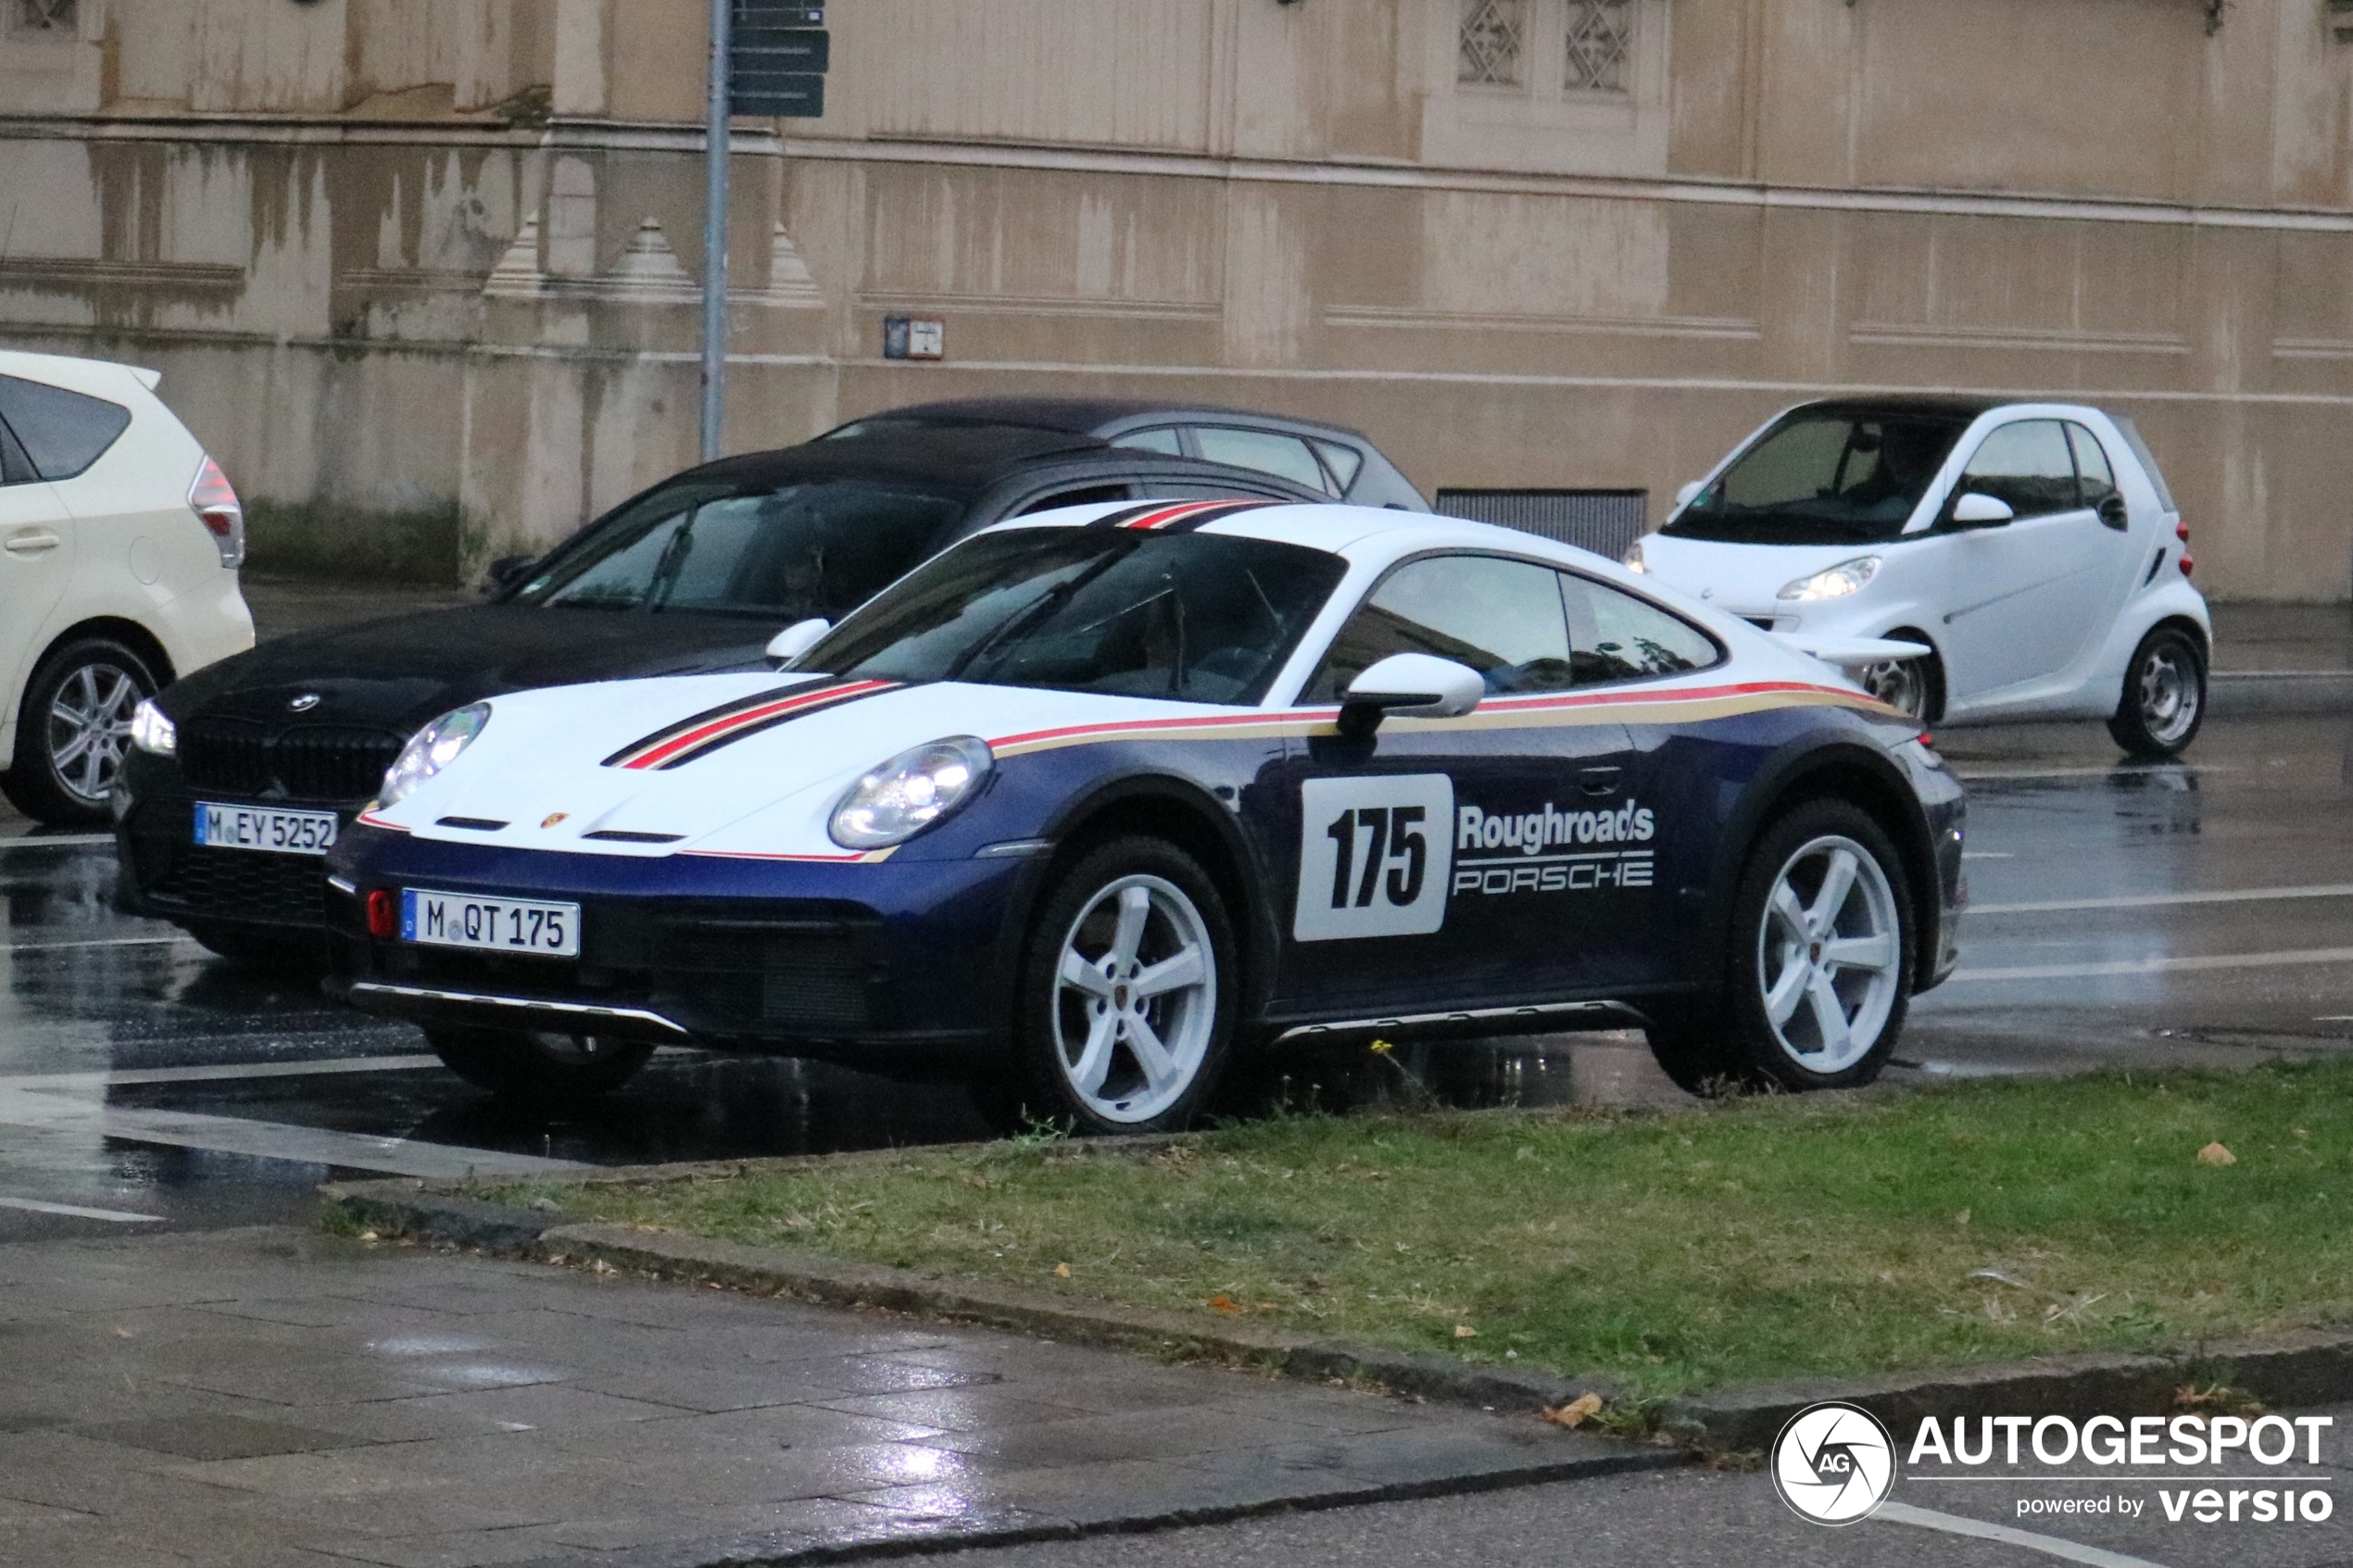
946,561,1111,680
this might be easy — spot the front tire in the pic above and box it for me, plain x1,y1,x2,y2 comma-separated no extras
1645,798,1914,1095
425,1026,653,1106
1,637,157,827
2107,626,2205,760
998,836,1238,1135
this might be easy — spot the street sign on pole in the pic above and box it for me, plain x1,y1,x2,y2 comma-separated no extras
704,0,830,461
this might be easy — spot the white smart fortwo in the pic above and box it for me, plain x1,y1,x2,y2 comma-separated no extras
1627,397,2210,758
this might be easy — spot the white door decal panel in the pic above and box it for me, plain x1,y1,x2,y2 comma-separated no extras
1293,774,1455,942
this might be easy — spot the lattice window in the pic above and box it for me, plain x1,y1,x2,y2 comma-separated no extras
8,0,76,32
1458,0,1527,86
1564,0,1633,93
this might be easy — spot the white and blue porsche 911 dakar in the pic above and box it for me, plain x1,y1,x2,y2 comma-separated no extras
324,500,1967,1132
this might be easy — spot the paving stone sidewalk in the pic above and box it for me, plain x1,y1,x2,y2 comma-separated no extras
0,1225,1658,1568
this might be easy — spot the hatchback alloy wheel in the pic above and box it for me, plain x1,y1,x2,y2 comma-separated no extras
47,658,144,807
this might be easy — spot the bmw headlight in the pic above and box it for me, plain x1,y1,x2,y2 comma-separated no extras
376,702,490,808
1621,539,1648,574
829,736,993,849
1778,555,1881,601
130,698,177,757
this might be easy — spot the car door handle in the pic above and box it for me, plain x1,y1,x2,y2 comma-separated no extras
1579,766,1622,797
2,530,60,556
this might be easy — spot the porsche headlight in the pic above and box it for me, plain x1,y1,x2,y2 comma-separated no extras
376,702,490,808
1778,555,1881,601
829,736,993,849
130,699,177,757
1622,539,1648,574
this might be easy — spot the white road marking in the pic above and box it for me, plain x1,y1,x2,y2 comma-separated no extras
1875,1500,2169,1567
0,834,116,849
1953,764,2228,782
0,1196,164,1223
0,1055,444,1092
1970,882,2353,915
1962,851,2013,859
3,935,198,952
1952,947,2353,982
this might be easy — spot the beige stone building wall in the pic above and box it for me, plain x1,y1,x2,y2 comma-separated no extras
4,0,2352,597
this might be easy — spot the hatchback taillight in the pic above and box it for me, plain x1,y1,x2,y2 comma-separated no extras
188,455,244,569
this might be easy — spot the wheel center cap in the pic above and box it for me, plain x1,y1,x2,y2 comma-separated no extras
1114,984,1130,1010
1808,940,1823,963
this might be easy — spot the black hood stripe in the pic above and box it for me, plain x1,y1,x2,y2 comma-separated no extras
603,679,905,771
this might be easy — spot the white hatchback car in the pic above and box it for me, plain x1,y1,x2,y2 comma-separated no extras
0,350,254,826
1629,396,2210,758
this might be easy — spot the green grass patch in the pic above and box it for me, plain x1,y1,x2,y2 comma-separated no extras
484,1060,2353,1399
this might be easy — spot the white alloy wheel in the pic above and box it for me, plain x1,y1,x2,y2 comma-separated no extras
1755,834,1904,1074
1050,873,1218,1124
2133,641,2200,748
46,659,144,806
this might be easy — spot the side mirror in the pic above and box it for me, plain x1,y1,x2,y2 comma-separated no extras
484,554,536,592
1675,481,1705,508
1338,653,1484,738
1950,493,2015,528
765,618,831,666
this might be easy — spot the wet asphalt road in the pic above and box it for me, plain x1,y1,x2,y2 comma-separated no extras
6,701,2353,1246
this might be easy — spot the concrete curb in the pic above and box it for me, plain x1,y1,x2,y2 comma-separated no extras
2209,670,2353,716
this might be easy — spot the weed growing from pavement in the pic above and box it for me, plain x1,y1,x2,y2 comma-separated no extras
484,1060,2353,1399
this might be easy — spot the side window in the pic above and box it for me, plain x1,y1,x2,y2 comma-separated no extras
1559,573,1721,684
2068,423,2120,521
1192,426,1338,495
1013,483,1129,516
1949,420,2080,523
1109,427,1184,457
1309,438,1365,495
0,373,132,480
0,419,37,486
1306,554,1572,701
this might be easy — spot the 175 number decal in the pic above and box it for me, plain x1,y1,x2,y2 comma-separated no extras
1293,774,1454,941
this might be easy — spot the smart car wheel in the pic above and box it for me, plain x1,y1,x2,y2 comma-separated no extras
1006,836,1237,1135
2107,626,2205,760
1645,799,1913,1095
1,637,157,828
1858,636,1942,723
424,1026,654,1105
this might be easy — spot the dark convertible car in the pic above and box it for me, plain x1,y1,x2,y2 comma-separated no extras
114,419,1324,963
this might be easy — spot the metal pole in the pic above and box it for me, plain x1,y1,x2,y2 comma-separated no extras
698,0,731,463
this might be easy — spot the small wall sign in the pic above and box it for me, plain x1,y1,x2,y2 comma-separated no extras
883,316,945,360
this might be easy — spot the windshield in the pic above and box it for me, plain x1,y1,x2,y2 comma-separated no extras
1665,408,1971,546
507,478,964,620
800,527,1349,706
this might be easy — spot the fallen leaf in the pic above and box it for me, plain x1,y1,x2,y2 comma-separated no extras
1542,1392,1604,1428
2196,1142,2237,1167
109,1326,133,1339
2296,1128,2312,1140
1453,1324,1478,1338
1209,1294,1242,1314
358,1230,379,1242
1369,1038,1395,1057
1954,1209,1971,1229
1053,1262,1072,1279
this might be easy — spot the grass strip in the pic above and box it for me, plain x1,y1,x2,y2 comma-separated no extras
484,1059,2353,1400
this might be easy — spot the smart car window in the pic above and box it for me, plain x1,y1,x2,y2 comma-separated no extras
1950,420,2080,523
1559,573,1722,684
1108,428,1184,456
1663,408,1969,546
0,373,132,481
2068,423,2119,512
1193,427,1337,495
2108,414,2178,512
1013,483,1130,517
512,479,962,619
1305,555,1573,702
805,528,1348,706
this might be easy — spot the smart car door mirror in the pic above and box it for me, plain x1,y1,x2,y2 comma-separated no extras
1339,653,1484,737
765,618,831,666
1950,493,2015,528
2097,494,2129,530
1676,480,1705,508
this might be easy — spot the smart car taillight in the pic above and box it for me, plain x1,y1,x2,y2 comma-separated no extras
188,455,245,569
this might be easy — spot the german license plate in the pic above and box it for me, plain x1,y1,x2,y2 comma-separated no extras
193,802,339,856
399,889,580,958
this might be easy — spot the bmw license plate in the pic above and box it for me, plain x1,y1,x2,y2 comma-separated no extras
193,802,339,856
399,888,581,959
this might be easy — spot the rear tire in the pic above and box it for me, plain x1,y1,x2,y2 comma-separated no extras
991,835,1239,1136
2106,625,2205,760
1644,798,1914,1095
425,1026,653,1106
1,637,158,828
